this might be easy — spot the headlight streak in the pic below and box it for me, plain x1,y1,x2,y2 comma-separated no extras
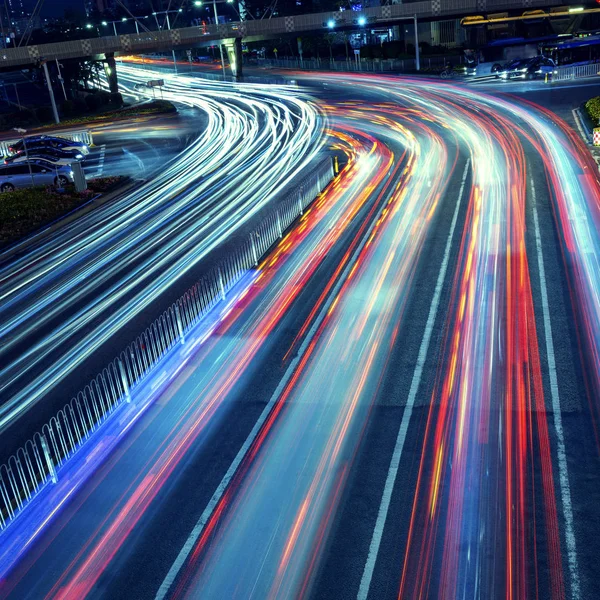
0,128,383,597
0,73,596,600
170,99,452,600
170,75,593,600
0,66,322,432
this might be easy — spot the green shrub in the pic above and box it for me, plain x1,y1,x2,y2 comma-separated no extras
61,99,75,115
98,91,111,105
73,98,87,114
35,106,54,123
585,96,600,126
13,108,37,126
109,92,123,107
382,41,403,59
85,94,102,111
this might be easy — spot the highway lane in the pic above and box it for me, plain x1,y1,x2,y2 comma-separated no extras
0,66,323,450
1,74,600,600
0,116,399,599
159,78,600,599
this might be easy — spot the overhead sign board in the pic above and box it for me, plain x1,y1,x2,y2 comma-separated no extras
147,79,165,88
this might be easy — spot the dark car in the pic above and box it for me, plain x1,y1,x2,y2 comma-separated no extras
498,56,555,80
8,135,89,156
5,147,84,166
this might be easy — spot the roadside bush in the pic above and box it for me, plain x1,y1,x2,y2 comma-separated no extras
585,96,600,126
61,99,75,115
85,94,102,111
35,106,54,123
12,108,37,126
73,98,87,114
109,92,123,107
97,91,111,105
382,41,403,59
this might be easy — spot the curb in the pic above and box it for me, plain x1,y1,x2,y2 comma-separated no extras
572,107,600,174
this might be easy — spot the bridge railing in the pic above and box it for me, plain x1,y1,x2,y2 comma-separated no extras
257,55,460,73
0,158,334,532
552,62,600,82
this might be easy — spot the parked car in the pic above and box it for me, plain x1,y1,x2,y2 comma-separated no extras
497,56,556,80
5,147,84,166
0,162,74,192
8,135,90,156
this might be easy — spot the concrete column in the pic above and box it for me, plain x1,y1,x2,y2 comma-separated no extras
104,53,119,93
225,38,243,78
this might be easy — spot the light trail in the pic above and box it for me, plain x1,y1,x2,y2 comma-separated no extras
0,65,322,432
0,124,386,596
169,98,453,600
0,73,597,600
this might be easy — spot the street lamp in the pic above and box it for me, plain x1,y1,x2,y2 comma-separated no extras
151,10,185,73
13,128,34,187
194,0,232,77
358,16,366,26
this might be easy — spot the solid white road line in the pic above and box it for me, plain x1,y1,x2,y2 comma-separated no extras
357,159,470,600
531,177,581,600
156,161,395,600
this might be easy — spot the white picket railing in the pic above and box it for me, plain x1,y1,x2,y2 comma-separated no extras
0,159,334,531
552,62,600,82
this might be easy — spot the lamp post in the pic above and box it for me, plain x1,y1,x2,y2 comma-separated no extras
194,0,233,78
151,9,184,73
14,128,35,186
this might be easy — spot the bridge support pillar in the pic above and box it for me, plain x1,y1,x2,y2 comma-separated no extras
104,53,119,94
224,38,243,79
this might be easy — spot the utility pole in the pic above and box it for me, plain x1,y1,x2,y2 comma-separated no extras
41,60,60,124
212,1,226,78
413,15,420,71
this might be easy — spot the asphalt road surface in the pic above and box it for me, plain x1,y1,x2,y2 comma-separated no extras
1,72,599,600
0,67,322,456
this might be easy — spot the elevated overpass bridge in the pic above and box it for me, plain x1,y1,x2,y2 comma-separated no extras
0,0,561,67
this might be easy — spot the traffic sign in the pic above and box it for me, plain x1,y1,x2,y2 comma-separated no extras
594,128,600,146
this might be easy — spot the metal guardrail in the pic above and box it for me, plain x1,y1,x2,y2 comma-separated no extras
0,130,93,157
552,62,600,82
257,55,460,73
0,159,334,531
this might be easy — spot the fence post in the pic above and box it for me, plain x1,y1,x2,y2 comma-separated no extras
174,304,186,345
277,210,283,238
40,435,58,484
250,233,259,266
218,267,226,300
118,359,131,403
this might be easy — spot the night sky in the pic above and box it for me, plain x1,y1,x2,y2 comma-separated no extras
39,0,85,17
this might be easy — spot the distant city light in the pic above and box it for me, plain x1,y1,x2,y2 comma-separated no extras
86,23,93,29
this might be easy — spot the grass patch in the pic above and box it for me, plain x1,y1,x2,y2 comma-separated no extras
0,176,127,248
34,100,177,130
